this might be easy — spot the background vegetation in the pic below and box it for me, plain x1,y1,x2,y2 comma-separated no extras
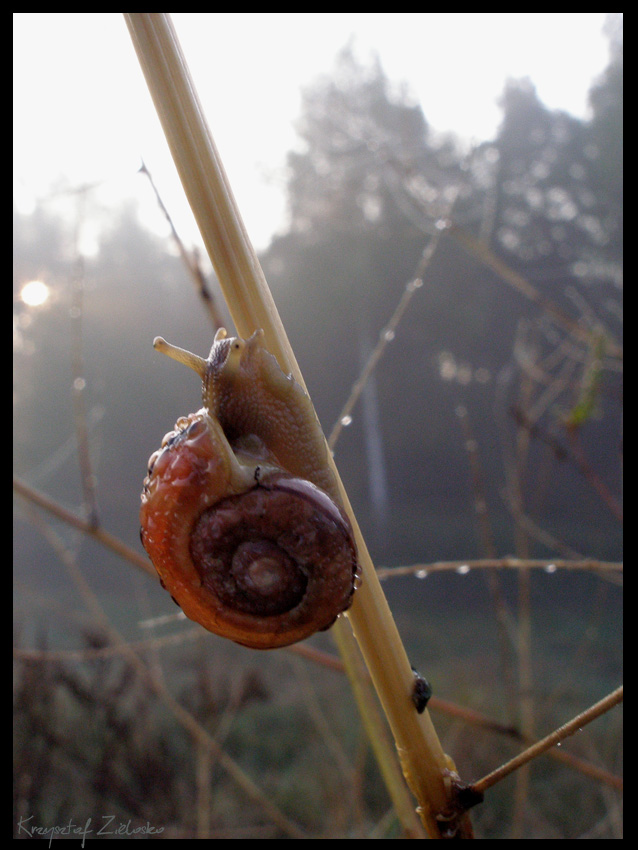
14,16,622,839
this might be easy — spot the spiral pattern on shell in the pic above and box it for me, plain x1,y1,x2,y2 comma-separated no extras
141,411,359,649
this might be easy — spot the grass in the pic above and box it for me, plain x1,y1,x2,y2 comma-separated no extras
13,576,622,837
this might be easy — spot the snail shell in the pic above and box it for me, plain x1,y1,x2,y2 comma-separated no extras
140,329,359,649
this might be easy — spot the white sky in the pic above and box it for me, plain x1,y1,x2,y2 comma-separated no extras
14,13,613,253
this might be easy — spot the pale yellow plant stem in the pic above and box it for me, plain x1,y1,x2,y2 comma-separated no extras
125,13,473,838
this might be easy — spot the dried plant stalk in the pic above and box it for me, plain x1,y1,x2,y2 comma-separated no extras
125,13,473,838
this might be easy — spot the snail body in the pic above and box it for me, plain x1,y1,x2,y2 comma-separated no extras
140,329,359,649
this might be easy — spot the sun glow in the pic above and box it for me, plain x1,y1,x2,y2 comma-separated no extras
20,280,50,307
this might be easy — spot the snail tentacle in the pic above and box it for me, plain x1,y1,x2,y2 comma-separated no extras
140,330,360,649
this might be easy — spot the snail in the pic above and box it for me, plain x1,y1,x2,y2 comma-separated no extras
140,328,360,649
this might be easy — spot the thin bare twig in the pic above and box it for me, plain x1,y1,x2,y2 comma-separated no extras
16,494,308,839
139,160,225,330
376,558,622,580
69,185,100,528
455,403,516,718
448,222,623,361
328,208,453,452
13,476,155,577
471,686,623,796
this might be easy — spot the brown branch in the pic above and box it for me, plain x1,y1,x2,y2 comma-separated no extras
139,160,225,330
15,494,308,839
13,476,155,578
448,222,623,361
376,558,622,580
328,200,453,452
566,426,623,522
69,187,100,528
470,686,623,796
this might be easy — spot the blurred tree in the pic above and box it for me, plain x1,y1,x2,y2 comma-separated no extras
15,26,622,567
262,47,468,550
285,45,458,237
262,33,622,558
586,13,623,263
270,51,451,340
462,14,622,294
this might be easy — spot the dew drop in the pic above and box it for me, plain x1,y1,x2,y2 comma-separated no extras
382,328,395,342
407,278,423,292
416,569,428,579
340,415,353,427
545,563,557,574
456,564,470,575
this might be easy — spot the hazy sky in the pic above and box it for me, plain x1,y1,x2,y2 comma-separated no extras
14,13,613,252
